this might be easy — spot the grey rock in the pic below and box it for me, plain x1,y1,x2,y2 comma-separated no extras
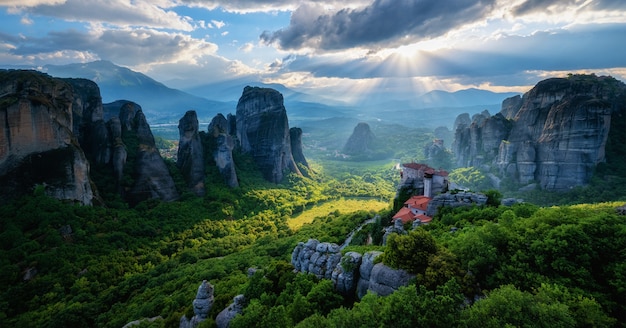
235,86,301,183
0,70,94,205
332,252,362,295
453,75,626,191
343,122,375,155
215,295,245,328
127,109,179,205
178,111,205,196
180,280,214,328
367,263,414,297
209,114,239,188
290,127,309,170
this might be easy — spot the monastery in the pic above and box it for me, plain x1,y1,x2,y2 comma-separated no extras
393,163,449,225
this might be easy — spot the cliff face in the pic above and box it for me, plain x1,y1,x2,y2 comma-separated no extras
235,86,301,183
178,111,205,195
113,101,179,204
453,75,626,190
0,70,94,205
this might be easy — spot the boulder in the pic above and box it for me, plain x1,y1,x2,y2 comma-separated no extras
180,280,214,328
332,252,362,295
291,239,341,279
367,263,415,297
215,295,245,328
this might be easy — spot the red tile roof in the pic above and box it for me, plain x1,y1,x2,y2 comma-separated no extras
404,195,431,211
416,214,432,224
401,163,448,177
392,207,415,224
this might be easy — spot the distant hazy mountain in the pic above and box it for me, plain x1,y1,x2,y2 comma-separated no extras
43,60,230,123
36,60,519,129
416,88,520,108
184,78,348,106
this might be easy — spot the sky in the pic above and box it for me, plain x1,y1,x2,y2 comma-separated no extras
1,0,626,103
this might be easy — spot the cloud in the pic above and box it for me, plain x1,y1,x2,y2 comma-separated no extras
260,0,498,52
511,0,626,15
20,16,34,25
7,27,219,66
1,0,65,6
179,0,374,13
211,20,226,29
273,23,626,84
239,42,254,52
9,0,194,31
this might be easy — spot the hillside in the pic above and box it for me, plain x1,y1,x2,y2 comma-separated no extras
43,61,231,123
2,69,625,328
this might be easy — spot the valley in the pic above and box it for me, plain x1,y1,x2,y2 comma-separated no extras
0,67,625,328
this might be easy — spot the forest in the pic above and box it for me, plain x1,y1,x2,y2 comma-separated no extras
1,122,625,327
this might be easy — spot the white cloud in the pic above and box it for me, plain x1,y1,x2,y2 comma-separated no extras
239,42,254,53
211,20,225,29
20,16,34,25
1,0,65,6
9,0,194,31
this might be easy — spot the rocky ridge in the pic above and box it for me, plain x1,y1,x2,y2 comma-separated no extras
453,75,626,190
0,69,180,205
291,239,414,299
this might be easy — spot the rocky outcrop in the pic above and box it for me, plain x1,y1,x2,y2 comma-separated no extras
126,105,179,204
208,114,238,187
178,111,205,196
366,263,415,297
291,239,342,280
343,122,375,155
292,240,415,299
452,74,626,191
215,294,245,328
180,280,214,328
382,219,406,246
0,70,94,205
332,251,362,296
235,86,301,183
425,191,488,217
290,127,309,170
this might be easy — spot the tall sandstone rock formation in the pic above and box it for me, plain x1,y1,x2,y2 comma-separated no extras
235,86,301,183
207,113,238,187
178,111,205,195
343,122,375,155
0,70,94,205
453,74,626,191
0,70,182,206
114,101,179,204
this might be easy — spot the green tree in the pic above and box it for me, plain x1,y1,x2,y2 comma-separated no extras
383,229,438,274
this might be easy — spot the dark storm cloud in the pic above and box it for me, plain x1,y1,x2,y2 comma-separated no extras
260,0,497,51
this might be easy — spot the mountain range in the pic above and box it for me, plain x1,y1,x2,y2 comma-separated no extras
36,60,519,128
